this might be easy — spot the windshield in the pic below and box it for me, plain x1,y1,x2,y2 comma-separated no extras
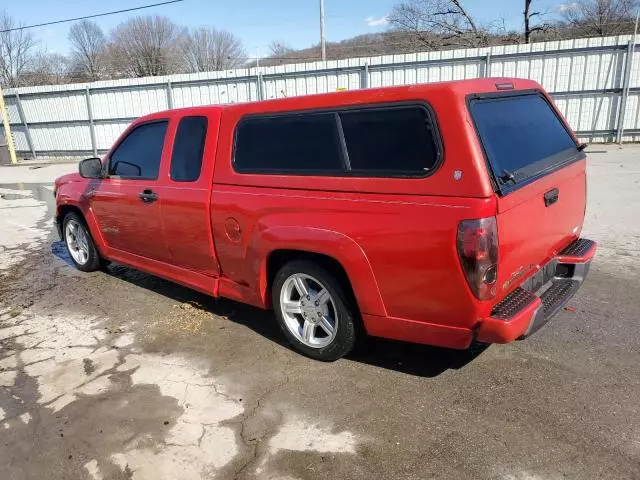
469,92,579,192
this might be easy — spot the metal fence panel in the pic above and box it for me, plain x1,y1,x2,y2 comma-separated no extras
172,78,256,107
91,87,169,120
94,121,133,152
4,96,22,124
31,124,93,151
623,92,640,129
2,34,639,160
630,50,640,88
8,126,29,152
554,92,620,132
20,91,88,123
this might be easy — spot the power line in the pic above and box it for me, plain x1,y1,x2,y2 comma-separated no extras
0,0,187,33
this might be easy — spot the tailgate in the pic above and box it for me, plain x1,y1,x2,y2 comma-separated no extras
468,90,587,300
495,161,586,298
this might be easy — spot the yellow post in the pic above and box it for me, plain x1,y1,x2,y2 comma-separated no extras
0,85,18,164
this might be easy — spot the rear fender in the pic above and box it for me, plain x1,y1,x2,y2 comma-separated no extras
250,226,387,317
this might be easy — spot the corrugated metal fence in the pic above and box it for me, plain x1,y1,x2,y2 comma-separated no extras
2,34,640,160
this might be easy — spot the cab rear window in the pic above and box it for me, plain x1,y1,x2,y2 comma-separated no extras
233,104,441,178
469,92,580,193
234,113,344,173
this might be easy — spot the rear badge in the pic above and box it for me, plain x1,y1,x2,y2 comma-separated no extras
503,264,536,291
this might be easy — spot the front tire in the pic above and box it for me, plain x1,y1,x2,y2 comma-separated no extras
63,212,101,272
272,260,357,361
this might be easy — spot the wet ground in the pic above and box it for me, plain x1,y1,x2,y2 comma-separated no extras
1,147,640,480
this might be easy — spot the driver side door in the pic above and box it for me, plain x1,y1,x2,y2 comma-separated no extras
90,120,173,263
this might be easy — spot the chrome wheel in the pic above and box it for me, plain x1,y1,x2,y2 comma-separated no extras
65,219,89,265
279,273,338,348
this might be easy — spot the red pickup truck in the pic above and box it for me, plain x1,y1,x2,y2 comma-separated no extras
54,78,596,361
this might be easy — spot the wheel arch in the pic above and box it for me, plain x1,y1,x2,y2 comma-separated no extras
57,204,84,223
56,200,107,257
251,226,387,317
267,250,357,307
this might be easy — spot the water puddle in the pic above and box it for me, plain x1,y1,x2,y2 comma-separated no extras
0,183,57,235
0,182,56,214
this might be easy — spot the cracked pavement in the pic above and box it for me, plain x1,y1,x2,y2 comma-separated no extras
1,147,640,479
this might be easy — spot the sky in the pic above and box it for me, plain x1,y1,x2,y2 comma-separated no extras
3,0,566,59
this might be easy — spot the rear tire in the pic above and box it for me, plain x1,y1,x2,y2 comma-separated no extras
272,260,357,361
62,212,101,272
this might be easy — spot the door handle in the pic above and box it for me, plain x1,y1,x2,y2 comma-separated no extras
139,189,158,204
544,188,559,207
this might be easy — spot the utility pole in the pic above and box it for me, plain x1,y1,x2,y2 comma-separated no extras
256,47,260,69
618,10,638,144
0,85,18,165
320,0,326,61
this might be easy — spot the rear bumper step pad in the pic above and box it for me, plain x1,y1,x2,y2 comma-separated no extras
491,287,538,320
476,237,596,344
525,279,581,336
557,238,596,263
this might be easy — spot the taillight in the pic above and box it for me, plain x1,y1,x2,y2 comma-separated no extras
457,217,498,300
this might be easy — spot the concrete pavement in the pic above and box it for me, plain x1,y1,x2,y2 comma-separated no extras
0,146,639,479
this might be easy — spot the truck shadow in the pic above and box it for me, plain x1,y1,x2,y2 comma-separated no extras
349,338,488,377
51,242,488,378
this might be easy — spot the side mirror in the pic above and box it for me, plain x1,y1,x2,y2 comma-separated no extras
79,157,104,179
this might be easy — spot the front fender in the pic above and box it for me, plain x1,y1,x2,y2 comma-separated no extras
249,226,387,317
56,183,107,257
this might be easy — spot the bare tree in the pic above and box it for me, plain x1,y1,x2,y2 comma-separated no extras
523,0,550,43
22,50,70,86
389,0,487,48
109,16,183,77
269,40,294,57
180,27,246,72
259,41,297,66
68,20,106,80
0,12,37,87
561,0,637,36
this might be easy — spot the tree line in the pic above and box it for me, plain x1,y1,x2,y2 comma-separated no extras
388,0,637,49
1,0,637,88
0,14,247,87
268,0,638,65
